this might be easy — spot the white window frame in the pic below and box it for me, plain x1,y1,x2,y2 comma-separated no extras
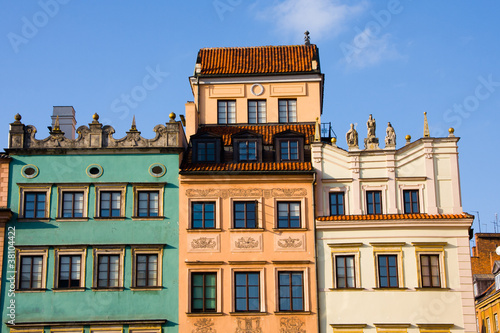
187,268,222,313
231,267,266,313
18,185,51,220
399,184,425,214
412,242,448,289
327,186,349,216
274,266,310,312
16,247,48,291
54,247,87,289
362,184,387,215
131,246,163,289
57,185,89,220
92,247,125,290
274,197,306,229
132,185,164,219
188,198,221,230
329,243,362,289
230,197,263,229
94,184,127,219
370,242,405,289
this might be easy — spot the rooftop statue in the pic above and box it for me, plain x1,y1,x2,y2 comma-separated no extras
346,123,358,149
385,122,396,148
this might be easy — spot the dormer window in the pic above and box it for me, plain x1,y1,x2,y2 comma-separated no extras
232,131,263,163
238,141,257,161
280,140,299,161
275,130,304,162
279,99,297,123
191,132,222,163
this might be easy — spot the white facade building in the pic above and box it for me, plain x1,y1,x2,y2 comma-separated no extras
312,119,475,333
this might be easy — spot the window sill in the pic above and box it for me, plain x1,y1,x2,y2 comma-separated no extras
187,228,222,232
91,287,124,291
229,311,267,316
272,228,308,232
186,312,224,317
415,287,451,291
130,286,163,291
131,216,165,220
93,217,126,221
17,218,50,222
55,218,89,222
229,228,265,232
373,287,408,291
275,311,311,315
328,288,365,291
52,287,86,292
16,288,47,293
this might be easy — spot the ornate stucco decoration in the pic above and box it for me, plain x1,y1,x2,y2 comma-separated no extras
193,318,216,333
235,237,259,249
278,237,303,248
425,147,433,159
8,113,184,149
186,188,307,198
191,237,217,249
280,317,305,333
235,317,262,333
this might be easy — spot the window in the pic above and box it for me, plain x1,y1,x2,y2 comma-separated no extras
192,202,216,229
197,141,216,162
248,100,266,123
238,141,257,162
335,255,356,288
496,274,500,290
218,100,236,124
58,255,82,288
278,272,304,311
191,272,217,312
279,99,297,123
93,248,124,289
280,140,299,161
235,272,260,312
19,256,43,289
494,313,499,333
136,254,158,287
487,318,491,333
420,254,441,288
277,202,301,228
137,191,159,217
234,201,257,228
16,248,48,290
378,255,398,288
366,190,382,214
330,192,345,215
100,192,121,217
403,190,420,213
24,192,46,218
62,192,84,218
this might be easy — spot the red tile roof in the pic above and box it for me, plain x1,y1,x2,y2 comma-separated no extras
197,45,319,75
198,124,315,145
317,213,474,221
182,162,313,172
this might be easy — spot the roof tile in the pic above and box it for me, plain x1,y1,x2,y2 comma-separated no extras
317,213,474,221
182,162,313,172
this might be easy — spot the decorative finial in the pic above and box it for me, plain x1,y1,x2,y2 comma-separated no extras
331,137,337,145
423,112,430,137
14,113,22,123
314,117,321,142
130,115,137,131
304,30,310,45
92,113,99,122
448,127,455,137
53,115,61,131
169,112,176,122
405,135,411,144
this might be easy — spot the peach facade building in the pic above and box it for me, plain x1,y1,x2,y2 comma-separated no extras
312,119,476,333
179,44,322,331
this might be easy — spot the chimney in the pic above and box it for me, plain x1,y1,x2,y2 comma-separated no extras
51,106,76,139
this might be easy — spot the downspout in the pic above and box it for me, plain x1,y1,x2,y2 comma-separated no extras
312,169,321,332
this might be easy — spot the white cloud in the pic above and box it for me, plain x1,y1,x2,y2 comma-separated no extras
256,0,367,41
340,29,403,69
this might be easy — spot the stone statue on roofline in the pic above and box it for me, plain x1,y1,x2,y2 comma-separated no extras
364,114,380,150
385,122,396,148
346,123,359,150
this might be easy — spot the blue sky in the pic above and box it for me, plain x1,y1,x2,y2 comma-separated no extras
1,0,499,236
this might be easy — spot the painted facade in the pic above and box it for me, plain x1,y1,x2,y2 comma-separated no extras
179,44,321,331
2,109,186,333
312,120,475,333
475,261,500,333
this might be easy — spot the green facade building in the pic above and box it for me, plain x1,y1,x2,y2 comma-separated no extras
2,107,186,333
